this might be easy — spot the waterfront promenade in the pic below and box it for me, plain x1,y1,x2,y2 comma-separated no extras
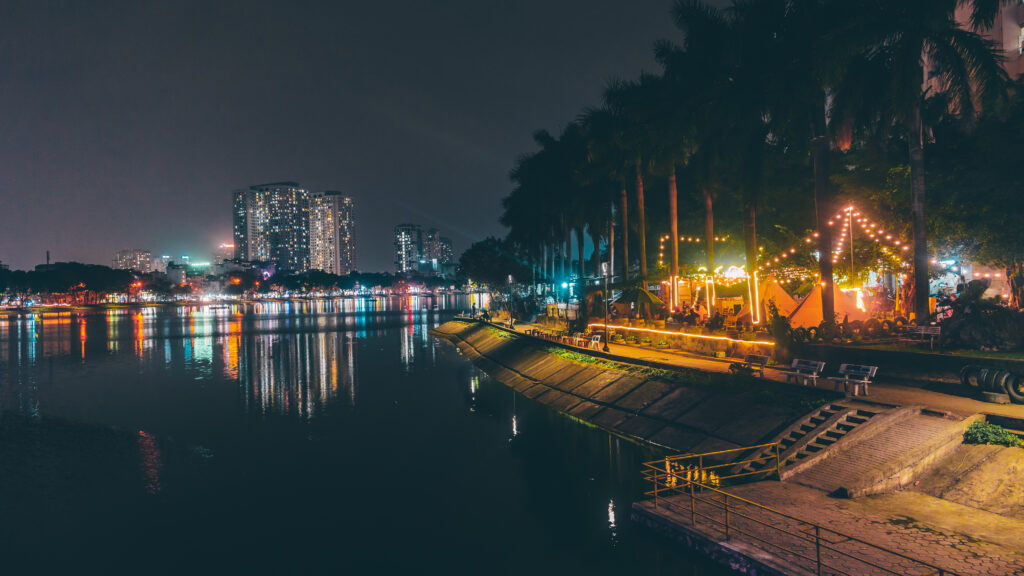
512,321,1024,420
446,320,1024,576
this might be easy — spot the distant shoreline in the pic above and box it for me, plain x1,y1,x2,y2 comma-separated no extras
0,293,486,317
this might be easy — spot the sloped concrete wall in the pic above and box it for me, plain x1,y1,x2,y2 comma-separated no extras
433,320,833,456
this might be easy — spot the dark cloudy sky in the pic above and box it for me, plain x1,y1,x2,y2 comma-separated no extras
0,0,689,272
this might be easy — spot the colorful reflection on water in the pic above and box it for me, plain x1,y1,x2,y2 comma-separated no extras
0,296,475,420
0,293,726,576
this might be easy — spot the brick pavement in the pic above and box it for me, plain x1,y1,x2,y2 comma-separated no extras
636,481,1024,576
787,413,958,494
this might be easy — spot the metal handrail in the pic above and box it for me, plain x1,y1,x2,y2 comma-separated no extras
642,451,959,576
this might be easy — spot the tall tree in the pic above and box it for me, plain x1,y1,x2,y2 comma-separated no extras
837,0,1009,323
605,75,664,286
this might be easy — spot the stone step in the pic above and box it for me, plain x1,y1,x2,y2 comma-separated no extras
786,411,971,497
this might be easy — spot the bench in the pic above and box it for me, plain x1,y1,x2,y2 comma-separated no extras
729,354,770,378
908,325,941,349
828,364,878,396
786,358,825,387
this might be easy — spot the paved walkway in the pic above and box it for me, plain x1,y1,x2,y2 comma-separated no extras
511,322,1024,419
636,481,1024,576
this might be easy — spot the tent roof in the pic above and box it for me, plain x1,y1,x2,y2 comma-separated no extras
737,276,799,321
788,284,869,328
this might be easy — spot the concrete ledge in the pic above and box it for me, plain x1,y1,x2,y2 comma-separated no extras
631,502,810,576
780,406,917,482
836,413,984,498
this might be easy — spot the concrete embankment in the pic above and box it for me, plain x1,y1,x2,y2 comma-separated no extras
432,320,836,454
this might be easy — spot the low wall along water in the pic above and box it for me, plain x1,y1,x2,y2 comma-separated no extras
432,320,832,455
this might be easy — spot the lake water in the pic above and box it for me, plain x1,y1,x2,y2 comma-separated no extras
0,297,730,575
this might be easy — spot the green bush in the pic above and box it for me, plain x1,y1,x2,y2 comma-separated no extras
964,421,1023,447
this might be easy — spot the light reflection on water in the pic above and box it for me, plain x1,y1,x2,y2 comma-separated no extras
0,295,474,420
0,293,730,576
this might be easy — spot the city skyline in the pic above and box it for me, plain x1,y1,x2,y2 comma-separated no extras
0,0,680,272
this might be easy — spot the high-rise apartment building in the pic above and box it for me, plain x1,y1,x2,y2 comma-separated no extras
233,182,310,272
394,224,455,276
438,237,454,266
309,191,355,275
113,249,152,272
394,224,422,273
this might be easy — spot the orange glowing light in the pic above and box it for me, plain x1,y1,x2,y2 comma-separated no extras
589,324,774,346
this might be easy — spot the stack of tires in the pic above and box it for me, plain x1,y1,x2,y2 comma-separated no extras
960,365,1024,404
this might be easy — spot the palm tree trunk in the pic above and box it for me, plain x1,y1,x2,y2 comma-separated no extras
669,167,679,279
609,211,615,281
576,227,585,282
620,186,629,282
703,187,714,269
542,244,548,283
562,221,570,280
635,159,647,286
668,166,679,310
590,228,602,277
812,133,836,326
907,105,930,325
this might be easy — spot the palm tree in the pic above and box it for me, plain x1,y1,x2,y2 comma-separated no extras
638,73,696,294
579,106,633,281
659,1,738,272
837,0,1010,323
759,0,859,327
604,76,664,286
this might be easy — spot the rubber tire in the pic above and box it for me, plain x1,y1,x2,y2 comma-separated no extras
978,368,996,392
1005,374,1024,404
981,391,1011,404
960,365,980,388
992,371,1013,395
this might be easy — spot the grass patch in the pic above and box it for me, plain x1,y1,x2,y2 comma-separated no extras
483,325,514,339
544,347,622,370
964,421,1023,447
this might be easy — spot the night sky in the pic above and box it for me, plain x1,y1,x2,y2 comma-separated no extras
0,0,688,272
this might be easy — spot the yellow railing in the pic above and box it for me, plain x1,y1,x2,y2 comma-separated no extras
642,447,959,576
647,442,782,489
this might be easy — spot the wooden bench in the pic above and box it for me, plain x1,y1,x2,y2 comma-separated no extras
908,325,941,349
786,358,825,387
729,354,770,378
828,364,878,396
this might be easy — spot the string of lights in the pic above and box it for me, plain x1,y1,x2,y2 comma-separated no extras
658,234,730,267
756,204,909,275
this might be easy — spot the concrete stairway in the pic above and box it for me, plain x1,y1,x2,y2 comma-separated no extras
783,408,980,497
734,403,878,476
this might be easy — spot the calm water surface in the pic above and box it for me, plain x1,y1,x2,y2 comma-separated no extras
0,297,730,575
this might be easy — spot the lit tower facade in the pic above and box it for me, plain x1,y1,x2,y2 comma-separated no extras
394,224,422,273
309,191,355,275
233,182,310,272
113,249,153,272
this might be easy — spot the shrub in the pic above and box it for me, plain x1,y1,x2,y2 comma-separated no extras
964,421,1022,447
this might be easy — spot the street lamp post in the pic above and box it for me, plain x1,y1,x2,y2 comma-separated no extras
508,275,514,329
602,262,610,352
561,281,569,332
